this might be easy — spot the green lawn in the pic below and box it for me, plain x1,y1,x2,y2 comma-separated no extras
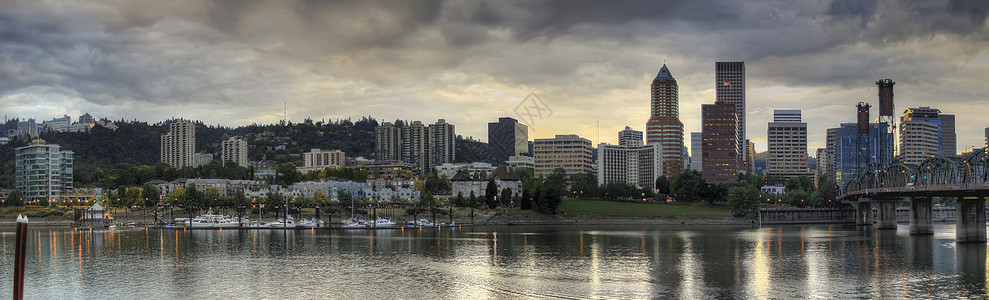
559,198,731,218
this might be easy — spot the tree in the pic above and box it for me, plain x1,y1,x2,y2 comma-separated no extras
468,191,477,208
233,190,248,208
499,188,513,207
6,189,23,206
265,191,285,215
727,185,760,217
125,187,143,207
670,170,707,202
520,188,533,210
485,179,498,209
570,173,598,198
141,183,160,207
535,184,562,214
810,180,838,207
182,184,203,215
204,189,222,207
655,176,670,195
454,192,466,207
276,163,302,186
701,183,730,205
785,175,815,194
420,190,435,210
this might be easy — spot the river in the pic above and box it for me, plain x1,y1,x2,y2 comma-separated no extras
0,223,985,299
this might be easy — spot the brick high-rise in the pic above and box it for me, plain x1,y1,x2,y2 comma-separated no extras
715,62,746,172
645,64,684,177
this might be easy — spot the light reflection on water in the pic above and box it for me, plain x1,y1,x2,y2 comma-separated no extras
0,223,986,299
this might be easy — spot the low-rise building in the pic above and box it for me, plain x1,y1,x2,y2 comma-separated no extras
434,162,495,178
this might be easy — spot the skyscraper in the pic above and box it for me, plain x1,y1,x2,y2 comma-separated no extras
645,64,684,176
619,126,643,147
160,119,196,168
766,110,810,180
428,119,456,170
822,128,837,184
402,121,428,172
374,122,402,161
715,62,746,171
701,103,739,184
221,136,248,167
15,140,73,204
898,107,956,165
487,117,529,164
832,123,892,188
689,132,702,171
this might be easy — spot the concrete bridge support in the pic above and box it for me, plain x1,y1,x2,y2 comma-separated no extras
856,201,873,226
956,197,987,243
909,197,933,235
876,201,898,230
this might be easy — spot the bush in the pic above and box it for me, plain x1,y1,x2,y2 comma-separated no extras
26,209,67,218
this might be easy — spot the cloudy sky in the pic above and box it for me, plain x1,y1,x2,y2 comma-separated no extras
2,0,989,154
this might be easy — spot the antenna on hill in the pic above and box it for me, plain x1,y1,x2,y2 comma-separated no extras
284,102,287,124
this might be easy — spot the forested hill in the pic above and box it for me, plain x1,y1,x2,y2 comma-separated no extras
1,116,488,188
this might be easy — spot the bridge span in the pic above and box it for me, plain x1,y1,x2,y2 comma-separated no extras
838,148,989,243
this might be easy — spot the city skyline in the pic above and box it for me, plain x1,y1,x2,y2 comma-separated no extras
2,1,989,153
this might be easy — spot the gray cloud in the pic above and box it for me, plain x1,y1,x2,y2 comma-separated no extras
0,0,988,151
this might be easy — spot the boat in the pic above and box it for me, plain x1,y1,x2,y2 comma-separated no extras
341,218,368,229
214,216,240,228
371,218,396,228
298,218,324,228
414,219,434,227
189,209,240,228
268,216,295,228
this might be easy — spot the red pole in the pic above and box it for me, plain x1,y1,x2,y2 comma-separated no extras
13,214,28,300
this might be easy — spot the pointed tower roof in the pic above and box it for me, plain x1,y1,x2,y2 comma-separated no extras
654,64,674,82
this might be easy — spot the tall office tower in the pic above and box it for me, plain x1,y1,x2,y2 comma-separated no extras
597,142,662,190
428,119,456,170
402,121,429,172
619,126,644,147
822,128,837,183
701,103,739,184
815,148,827,185
160,119,196,168
374,122,402,161
715,61,746,171
220,137,248,167
940,114,956,157
15,140,73,204
689,132,703,171
533,134,594,177
487,117,529,164
645,64,684,177
898,107,955,165
745,139,755,174
766,110,810,180
833,123,891,188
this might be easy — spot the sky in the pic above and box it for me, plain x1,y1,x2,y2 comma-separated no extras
2,0,989,155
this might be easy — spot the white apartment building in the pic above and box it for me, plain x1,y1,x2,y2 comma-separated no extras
161,119,196,168
300,149,346,173
221,137,249,167
596,143,662,190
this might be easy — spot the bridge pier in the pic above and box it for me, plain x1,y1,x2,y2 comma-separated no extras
856,201,873,226
909,197,933,235
956,197,987,243
876,201,898,230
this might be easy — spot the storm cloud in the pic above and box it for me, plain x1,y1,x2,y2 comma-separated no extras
1,0,988,153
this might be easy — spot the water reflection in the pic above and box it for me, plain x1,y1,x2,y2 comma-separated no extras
0,224,987,298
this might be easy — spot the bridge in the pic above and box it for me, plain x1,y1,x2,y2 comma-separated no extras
838,147,989,243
